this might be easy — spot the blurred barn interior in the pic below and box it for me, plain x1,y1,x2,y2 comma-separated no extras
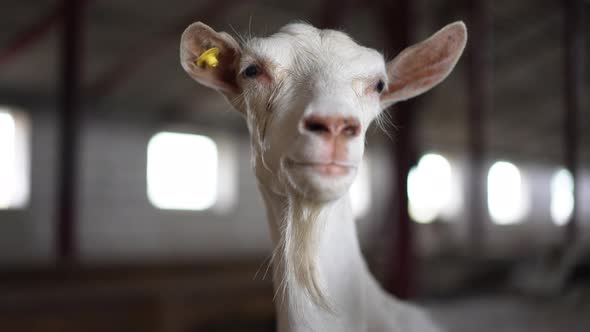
0,0,589,331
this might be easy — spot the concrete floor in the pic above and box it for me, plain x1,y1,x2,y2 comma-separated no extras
2,263,588,332
428,290,590,332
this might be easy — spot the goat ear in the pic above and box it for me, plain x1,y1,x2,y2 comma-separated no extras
180,22,242,95
381,21,467,107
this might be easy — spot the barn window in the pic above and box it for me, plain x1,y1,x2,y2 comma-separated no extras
408,153,454,224
487,161,529,225
147,132,219,211
0,108,30,209
350,157,371,218
551,168,574,226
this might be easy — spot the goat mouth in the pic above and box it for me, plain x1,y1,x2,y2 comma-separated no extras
286,159,356,176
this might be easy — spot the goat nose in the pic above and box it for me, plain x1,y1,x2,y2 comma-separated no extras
303,115,361,138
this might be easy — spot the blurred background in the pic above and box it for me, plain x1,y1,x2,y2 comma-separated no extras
0,0,589,331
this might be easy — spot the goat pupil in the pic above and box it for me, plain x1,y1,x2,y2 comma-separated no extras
244,64,260,78
376,80,385,93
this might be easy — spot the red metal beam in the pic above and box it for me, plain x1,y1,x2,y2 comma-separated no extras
87,0,245,100
0,6,63,66
0,1,93,67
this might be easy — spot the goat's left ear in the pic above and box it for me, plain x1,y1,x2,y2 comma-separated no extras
381,21,467,108
180,22,242,95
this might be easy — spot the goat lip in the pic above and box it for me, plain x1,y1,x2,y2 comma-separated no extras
286,159,356,176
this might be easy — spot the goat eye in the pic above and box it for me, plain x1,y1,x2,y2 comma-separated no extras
243,64,261,78
375,80,385,93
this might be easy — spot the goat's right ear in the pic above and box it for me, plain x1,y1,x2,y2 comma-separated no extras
180,22,242,95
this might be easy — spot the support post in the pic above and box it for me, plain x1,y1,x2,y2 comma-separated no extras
315,0,352,29
389,101,418,299
563,0,583,243
381,0,417,300
466,0,492,253
56,0,83,263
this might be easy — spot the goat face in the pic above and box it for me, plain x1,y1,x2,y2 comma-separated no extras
180,21,467,203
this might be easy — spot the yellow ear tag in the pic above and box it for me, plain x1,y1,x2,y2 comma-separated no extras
196,47,220,68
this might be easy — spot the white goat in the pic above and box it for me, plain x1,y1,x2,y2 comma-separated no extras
180,21,466,332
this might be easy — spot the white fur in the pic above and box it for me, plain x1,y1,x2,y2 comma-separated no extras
181,21,467,332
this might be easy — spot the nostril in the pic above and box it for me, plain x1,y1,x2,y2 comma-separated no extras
305,119,331,134
343,125,359,137
303,116,361,138
342,118,361,137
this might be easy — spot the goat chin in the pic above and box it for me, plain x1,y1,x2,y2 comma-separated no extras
284,165,357,203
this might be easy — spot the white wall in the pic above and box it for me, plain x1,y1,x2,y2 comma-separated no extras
0,110,588,265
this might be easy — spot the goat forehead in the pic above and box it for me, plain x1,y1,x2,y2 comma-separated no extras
247,23,385,78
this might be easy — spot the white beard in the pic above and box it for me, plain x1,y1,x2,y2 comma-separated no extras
272,192,334,313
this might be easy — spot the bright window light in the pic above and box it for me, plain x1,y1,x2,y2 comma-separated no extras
487,161,528,225
408,153,453,224
551,168,574,226
147,132,218,211
0,109,30,209
0,112,16,208
350,157,371,218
